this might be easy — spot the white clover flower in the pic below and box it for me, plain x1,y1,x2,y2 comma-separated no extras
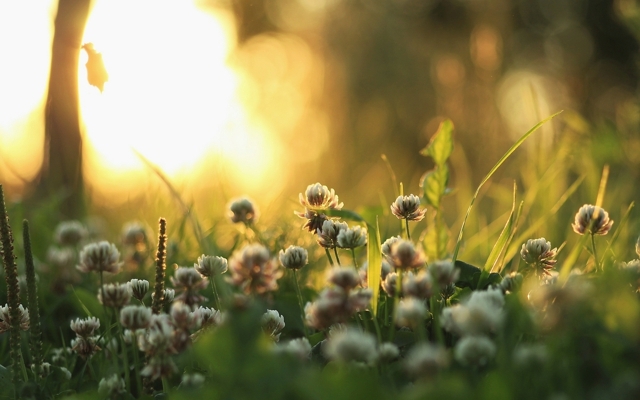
31,362,51,378
71,336,100,359
323,329,378,365
404,343,450,378
571,204,614,235
181,372,205,388
454,335,496,367
170,302,202,331
395,297,427,329
197,306,224,329
54,220,87,246
228,197,259,224
98,374,126,399
261,309,285,342
388,240,425,270
403,270,433,299
381,272,398,297
46,246,76,269
327,267,361,290
195,254,228,277
141,355,178,380
128,279,150,301
377,342,400,363
121,221,148,247
390,194,427,221
298,183,344,211
274,337,312,361
279,246,309,270
70,316,100,338
520,238,558,278
336,226,367,249
138,314,174,355
120,305,152,330
228,244,282,295
77,241,122,274
428,260,459,287
0,304,30,333
50,347,72,365
499,272,523,294
59,367,72,380
316,220,349,249
98,283,131,308
381,236,402,257
441,287,504,336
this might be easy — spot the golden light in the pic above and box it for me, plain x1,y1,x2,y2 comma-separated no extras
80,0,277,201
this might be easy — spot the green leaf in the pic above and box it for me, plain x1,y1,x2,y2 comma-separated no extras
482,185,523,275
423,225,449,260
421,119,454,166
421,164,449,208
454,260,482,289
367,218,382,316
451,111,563,263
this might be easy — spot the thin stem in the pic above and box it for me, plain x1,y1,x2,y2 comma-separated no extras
209,278,221,311
350,248,359,271
131,338,143,397
324,248,334,267
405,218,411,241
430,295,444,345
333,247,341,266
117,322,131,393
389,269,404,342
292,270,308,337
590,233,600,272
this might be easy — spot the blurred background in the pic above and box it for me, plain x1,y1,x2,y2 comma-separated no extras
1,0,640,264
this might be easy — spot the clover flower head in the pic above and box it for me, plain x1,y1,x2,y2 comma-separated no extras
499,272,523,294
442,288,504,337
51,347,72,365
31,362,51,378
279,246,308,270
120,305,152,330
195,255,228,278
137,314,175,355
428,260,459,287
261,309,285,342
128,279,149,301
316,219,348,249
196,306,224,329
381,236,401,257
395,297,427,329
77,241,122,274
98,374,126,399
70,316,100,338
228,197,259,224
323,329,378,365
403,270,433,299
337,225,367,249
121,221,148,247
571,204,614,235
170,302,202,331
98,283,132,308
298,183,344,211
55,220,87,246
141,356,178,380
454,335,496,367
381,272,398,297
404,343,450,378
0,304,30,333
275,337,312,360
390,194,427,221
387,239,425,270
228,244,283,295
327,267,361,290
181,373,205,388
377,342,400,363
71,336,101,359
163,288,176,304
520,238,557,277
304,287,371,330
171,266,208,307
47,246,76,269
296,209,328,233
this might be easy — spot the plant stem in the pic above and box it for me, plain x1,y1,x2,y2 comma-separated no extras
324,248,334,266
23,220,43,385
209,278,221,311
350,248,359,271
333,247,341,266
405,218,411,241
430,295,444,345
590,233,600,272
389,269,403,342
292,270,308,337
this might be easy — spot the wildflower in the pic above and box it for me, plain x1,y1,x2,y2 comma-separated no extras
405,343,450,378
228,244,283,295
316,219,348,249
50,347,72,365
70,317,100,338
381,236,401,257
359,260,394,287
390,194,427,222
77,241,122,274
395,297,427,329
336,226,367,249
328,267,361,290
428,260,459,287
170,302,202,331
274,338,312,360
122,222,148,247
261,309,285,342
54,220,87,246
377,342,400,363
31,362,51,378
120,305,152,330
297,209,328,233
520,238,557,277
128,279,150,301
0,304,30,333
98,374,126,399
163,288,175,304
171,266,208,307
323,329,378,365
59,367,72,380
195,255,228,277
46,246,76,269
453,335,496,367
298,183,344,211
228,197,259,224
181,373,205,388
441,288,504,336
141,355,178,380
279,246,308,270
304,287,371,330
387,239,425,270
71,336,100,358
403,270,433,299
381,272,398,297
197,306,224,329
499,272,523,294
98,283,132,308
571,204,614,235
138,314,175,356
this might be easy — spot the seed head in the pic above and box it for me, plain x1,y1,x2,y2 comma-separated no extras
279,246,308,270
228,197,259,224
336,225,367,249
520,238,558,278
77,241,122,274
571,204,614,235
390,194,427,221
128,279,150,301
120,305,152,330
70,316,100,338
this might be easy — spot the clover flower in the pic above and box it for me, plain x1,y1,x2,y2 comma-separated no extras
261,309,285,342
70,316,100,338
454,335,496,367
98,283,131,308
279,246,308,270
197,306,224,329
77,241,122,274
50,347,72,365
520,238,558,278
170,302,202,331
381,236,401,257
71,336,100,359
228,197,259,224
195,254,228,277
46,246,76,269
377,342,400,363
499,272,523,294
571,204,614,235
0,304,29,333
141,355,178,380
428,260,459,287
323,329,378,365
327,267,362,290
128,279,150,302
120,305,152,330
181,373,205,388
228,244,283,295
381,272,398,297
31,362,51,379
171,266,208,307
304,286,372,330
403,270,433,299
359,260,394,287
316,219,348,249
137,314,175,356
298,183,344,211
121,221,148,247
441,288,504,336
98,374,126,399
404,343,450,379
390,194,427,222
296,209,328,233
54,220,87,246
395,297,427,329
337,226,367,249
274,338,312,360
387,239,425,270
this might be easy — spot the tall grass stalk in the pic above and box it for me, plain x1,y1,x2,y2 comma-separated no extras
22,220,43,384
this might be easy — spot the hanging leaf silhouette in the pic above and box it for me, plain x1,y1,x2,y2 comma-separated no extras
81,42,108,92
